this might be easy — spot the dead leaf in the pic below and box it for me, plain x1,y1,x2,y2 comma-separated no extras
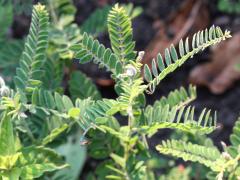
96,78,114,86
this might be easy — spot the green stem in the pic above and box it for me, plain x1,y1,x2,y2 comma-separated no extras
122,105,134,180
48,0,58,26
123,142,130,180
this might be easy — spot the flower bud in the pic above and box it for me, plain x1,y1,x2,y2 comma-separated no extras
222,152,232,160
221,141,227,149
126,65,137,77
0,86,10,97
137,51,145,61
19,112,27,119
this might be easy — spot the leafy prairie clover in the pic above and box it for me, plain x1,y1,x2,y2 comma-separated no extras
70,4,237,180
0,2,236,180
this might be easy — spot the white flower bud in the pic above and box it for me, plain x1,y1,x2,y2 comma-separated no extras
126,65,137,77
0,86,10,97
19,112,27,119
222,152,232,160
137,51,145,61
220,141,227,149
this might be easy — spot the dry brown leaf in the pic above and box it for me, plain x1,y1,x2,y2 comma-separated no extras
95,78,114,86
189,32,240,94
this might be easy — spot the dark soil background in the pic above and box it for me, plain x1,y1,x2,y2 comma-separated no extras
11,0,240,177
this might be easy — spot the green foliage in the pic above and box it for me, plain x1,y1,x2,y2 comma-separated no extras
30,88,97,133
46,0,81,62
14,4,49,93
0,113,15,156
41,55,64,90
17,146,67,179
49,0,76,17
12,0,33,15
49,24,82,60
156,140,222,170
70,32,124,75
42,124,68,145
141,86,216,137
144,26,231,93
154,85,196,109
108,4,136,62
31,89,74,115
69,71,101,101
0,2,233,180
230,119,240,148
156,118,240,179
159,166,191,180
81,4,142,36
0,40,24,69
53,131,86,180
0,2,21,85
143,105,217,137
79,99,117,128
123,3,143,19
0,113,67,179
227,120,240,178
81,5,112,35
0,4,82,179
0,1,13,38
108,78,146,116
47,0,76,28
68,4,230,179
88,130,121,160
218,0,240,13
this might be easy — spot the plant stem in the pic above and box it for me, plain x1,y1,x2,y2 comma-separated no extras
123,144,130,180
127,106,134,130
122,105,135,180
48,0,58,26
